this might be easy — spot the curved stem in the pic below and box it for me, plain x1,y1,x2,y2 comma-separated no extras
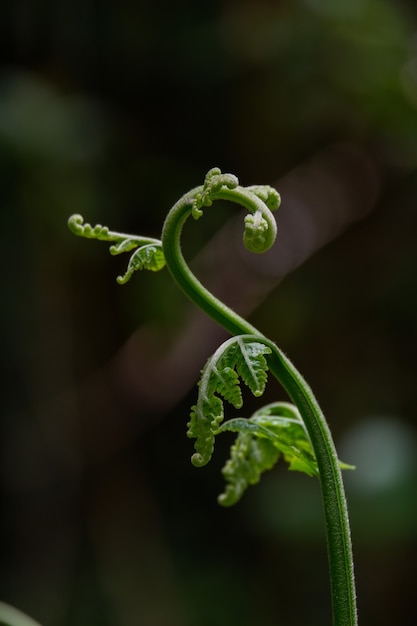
161,177,357,626
266,343,357,626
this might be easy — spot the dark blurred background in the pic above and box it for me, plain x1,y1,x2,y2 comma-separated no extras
1,1,417,625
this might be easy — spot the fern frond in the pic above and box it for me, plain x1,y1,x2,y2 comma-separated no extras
68,214,165,283
216,402,353,506
210,363,243,409
116,244,165,283
215,402,316,506
187,335,272,467
219,428,280,506
234,337,271,396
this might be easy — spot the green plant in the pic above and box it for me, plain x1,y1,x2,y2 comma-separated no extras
68,167,358,626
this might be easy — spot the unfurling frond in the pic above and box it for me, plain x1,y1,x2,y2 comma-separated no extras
218,424,281,507
68,214,165,283
116,244,165,283
243,211,270,253
246,185,281,212
216,402,317,506
191,167,239,219
216,402,354,506
187,336,272,467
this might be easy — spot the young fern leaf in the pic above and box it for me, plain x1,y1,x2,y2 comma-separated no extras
218,429,280,507
216,402,317,506
116,244,165,283
217,402,354,506
187,335,272,467
68,213,165,283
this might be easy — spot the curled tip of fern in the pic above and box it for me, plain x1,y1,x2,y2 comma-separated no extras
204,167,239,192
67,214,110,239
116,274,130,285
243,210,276,253
191,452,207,467
265,188,281,212
68,213,85,234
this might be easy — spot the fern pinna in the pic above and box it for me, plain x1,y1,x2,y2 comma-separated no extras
188,335,271,468
69,168,358,626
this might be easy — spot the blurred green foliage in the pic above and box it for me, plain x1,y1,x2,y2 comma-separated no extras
1,1,417,625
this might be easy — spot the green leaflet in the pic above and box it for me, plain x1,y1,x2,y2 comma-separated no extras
187,336,272,467
116,244,166,283
68,214,166,283
219,435,280,507
216,402,317,506
216,402,354,506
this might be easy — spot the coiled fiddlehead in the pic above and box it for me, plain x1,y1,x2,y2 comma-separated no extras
68,168,357,626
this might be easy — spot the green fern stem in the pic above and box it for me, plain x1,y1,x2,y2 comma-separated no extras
161,173,357,626
267,344,357,626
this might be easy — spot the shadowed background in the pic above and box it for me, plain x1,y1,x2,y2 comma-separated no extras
1,1,417,625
